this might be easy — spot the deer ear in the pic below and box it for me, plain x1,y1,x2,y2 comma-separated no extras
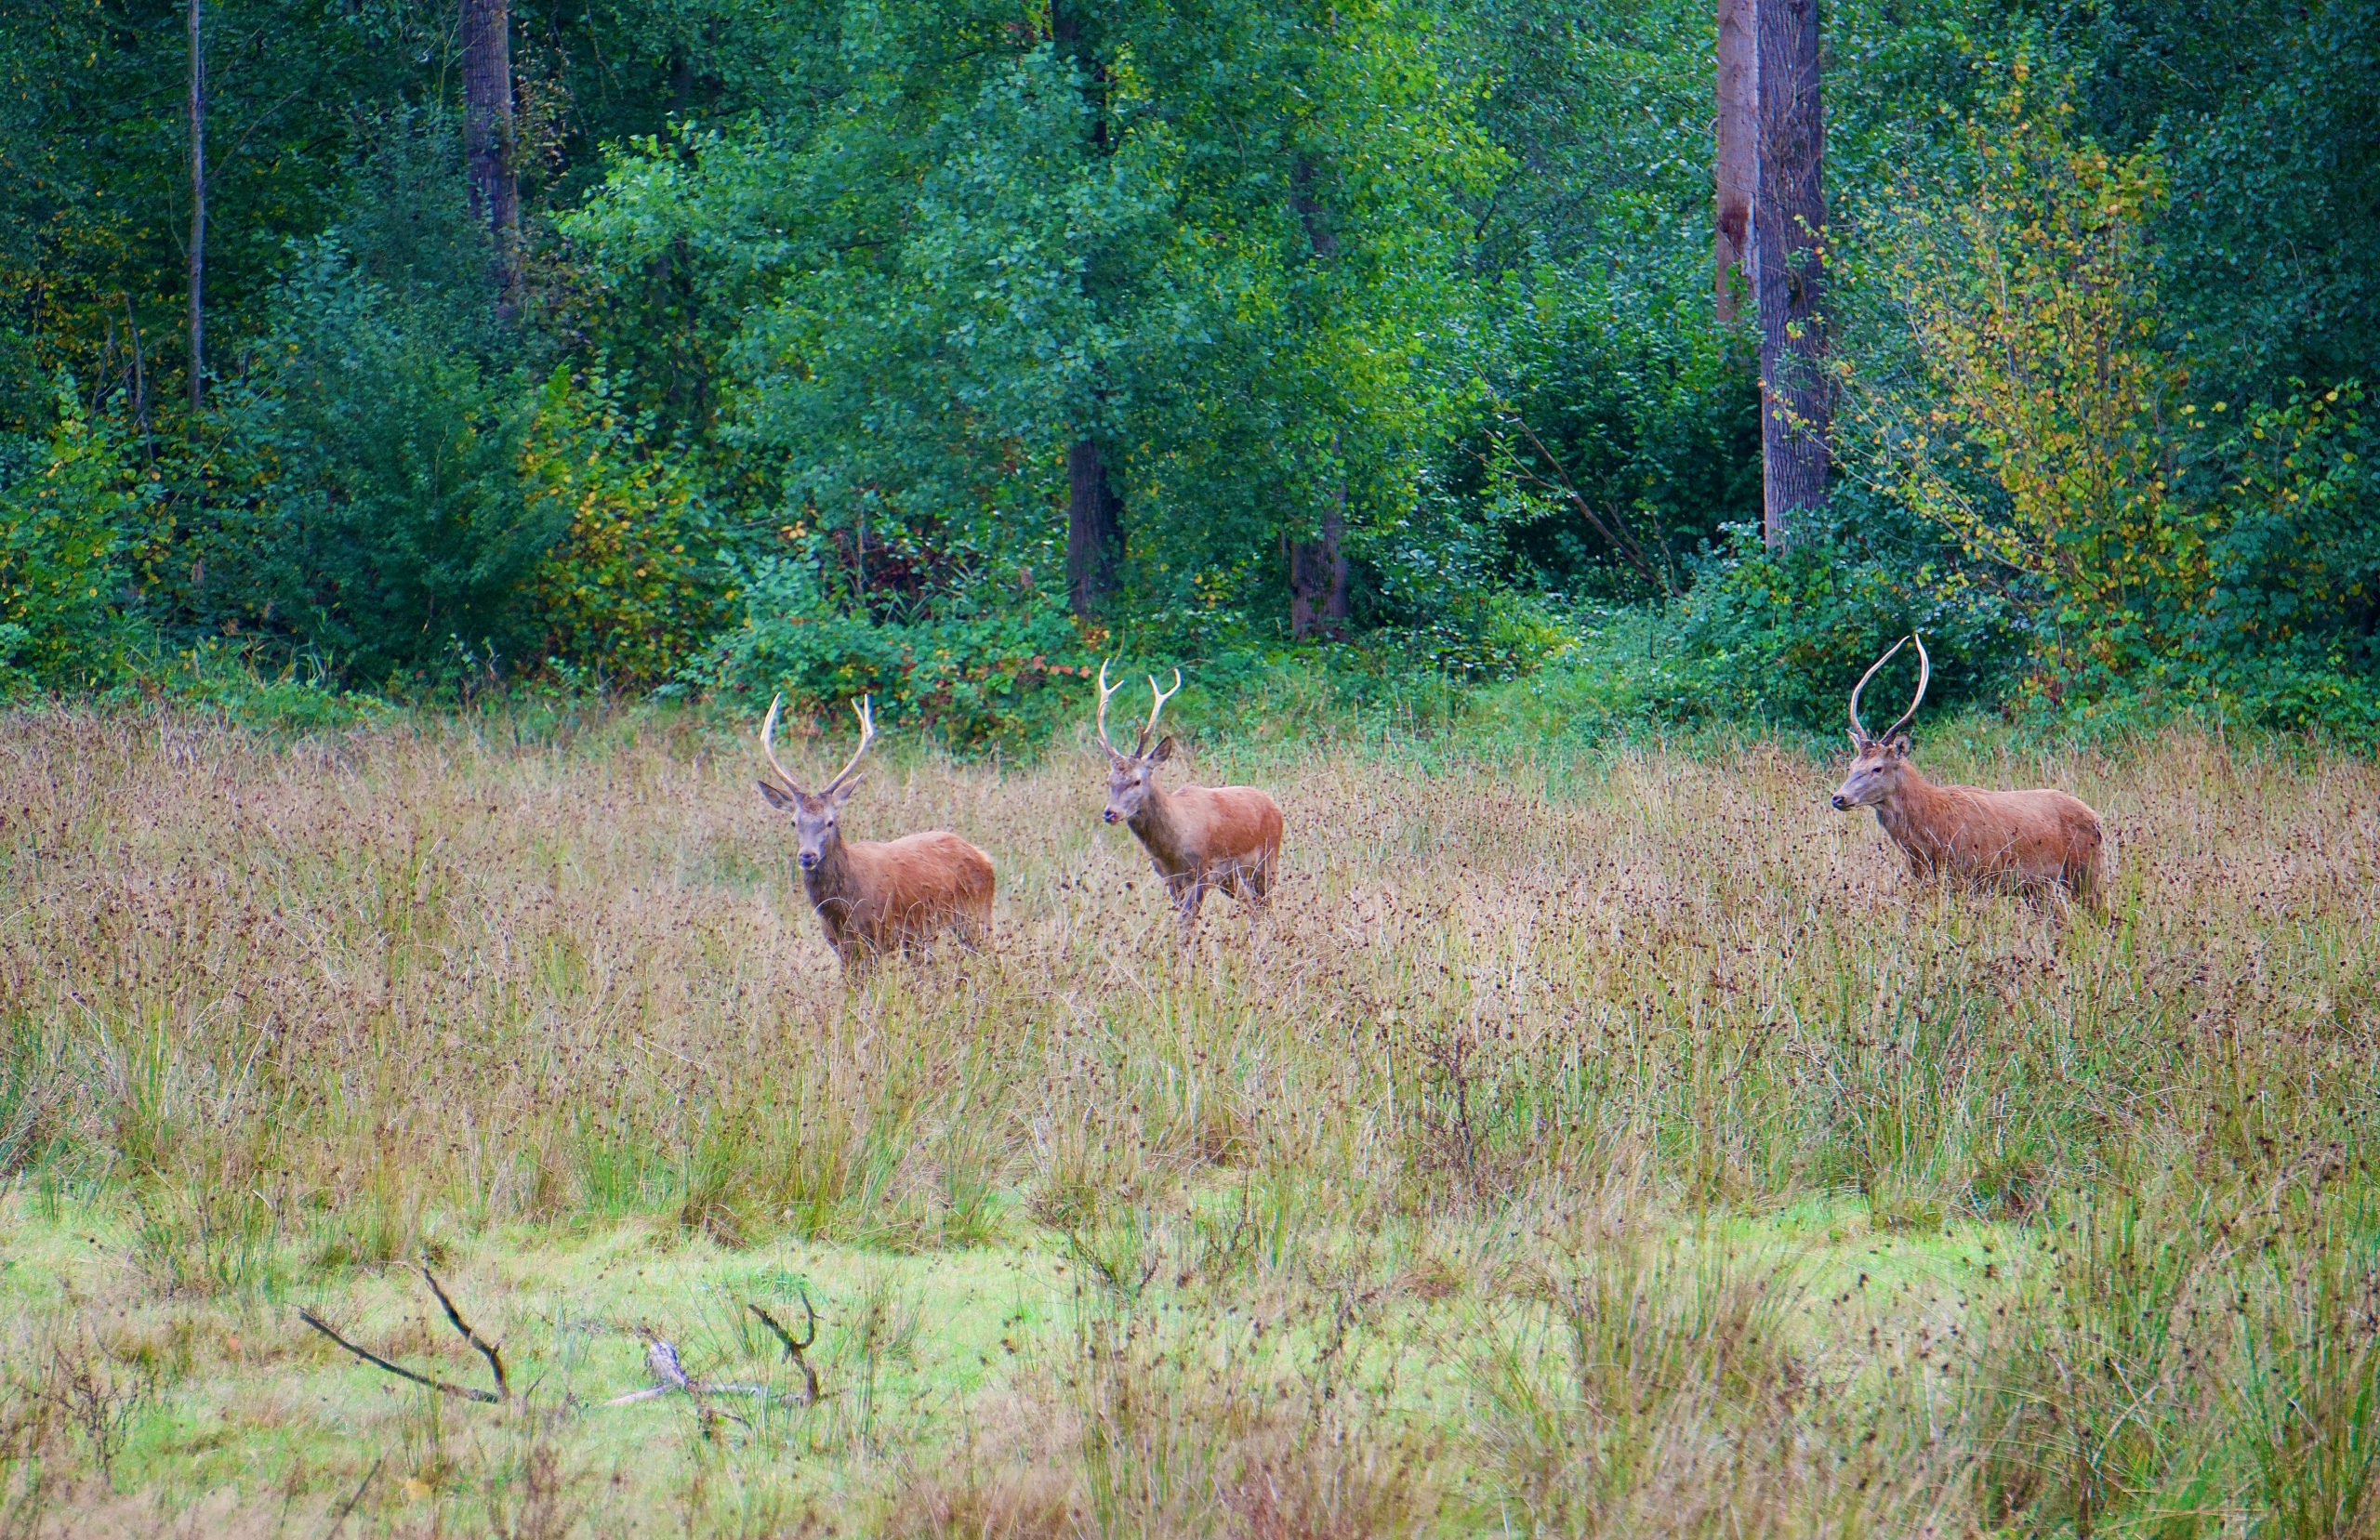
1848,730,1867,751
829,773,866,804
1885,733,1911,759
758,780,799,811
1148,734,1177,763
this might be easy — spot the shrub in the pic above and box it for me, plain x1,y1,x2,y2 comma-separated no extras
1669,488,2029,729
701,549,1089,748
1853,80,2179,674
0,384,149,693
199,117,556,689
1833,70,2378,734
522,368,719,690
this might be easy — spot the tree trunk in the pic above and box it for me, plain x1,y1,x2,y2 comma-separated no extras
1753,0,1829,547
1714,0,1755,325
461,0,520,310
1288,468,1350,642
1065,437,1123,620
1055,0,1124,621
1287,155,1349,641
186,0,205,412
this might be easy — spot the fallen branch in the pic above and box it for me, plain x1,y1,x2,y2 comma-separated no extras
418,1265,508,1401
298,1266,507,1405
298,1310,504,1405
298,1272,821,1415
747,1292,820,1405
321,1454,384,1540
595,1321,811,1413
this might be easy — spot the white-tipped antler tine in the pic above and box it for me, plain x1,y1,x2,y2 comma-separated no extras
1880,632,1930,742
1139,667,1183,752
1848,637,1908,743
759,693,804,793
1094,658,1129,758
822,694,876,795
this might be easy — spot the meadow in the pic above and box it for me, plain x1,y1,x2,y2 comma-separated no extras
2,703,2376,1537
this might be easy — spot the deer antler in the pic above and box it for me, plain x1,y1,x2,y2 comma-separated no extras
821,695,877,796
1880,632,1930,743
760,694,804,794
1094,659,1130,760
1848,635,1929,743
1139,668,1183,752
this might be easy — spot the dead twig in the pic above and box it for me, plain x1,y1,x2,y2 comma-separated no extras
297,1271,814,1419
321,1454,384,1540
298,1309,505,1405
747,1292,820,1405
418,1264,508,1401
297,1267,509,1405
594,1331,790,1419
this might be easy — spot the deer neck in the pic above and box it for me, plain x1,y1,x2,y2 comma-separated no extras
1129,782,1191,866
1874,763,1949,845
800,837,855,908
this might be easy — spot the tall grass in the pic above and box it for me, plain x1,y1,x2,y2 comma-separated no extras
1,705,2375,1533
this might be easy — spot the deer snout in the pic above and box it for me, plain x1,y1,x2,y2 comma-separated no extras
1103,809,1119,824
798,849,820,870
1830,793,1851,812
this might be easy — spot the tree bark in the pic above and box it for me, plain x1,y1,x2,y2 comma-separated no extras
1753,0,1829,547
1288,468,1349,642
1054,0,1125,620
1714,0,1756,325
461,0,520,310
1287,155,1349,641
1065,437,1123,620
186,0,205,412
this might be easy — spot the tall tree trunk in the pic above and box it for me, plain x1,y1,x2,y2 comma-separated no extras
1287,155,1349,641
186,0,205,412
1714,0,1756,326
1065,437,1123,620
1054,0,1124,620
461,0,520,310
1753,0,1828,547
1288,467,1349,642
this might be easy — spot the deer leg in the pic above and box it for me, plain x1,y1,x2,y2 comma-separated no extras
1174,879,1206,945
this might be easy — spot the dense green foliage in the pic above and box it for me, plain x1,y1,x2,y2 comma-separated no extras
1,0,2372,731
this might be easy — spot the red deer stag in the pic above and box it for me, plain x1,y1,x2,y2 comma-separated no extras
756,695,995,968
1095,664,1284,941
1830,634,2112,906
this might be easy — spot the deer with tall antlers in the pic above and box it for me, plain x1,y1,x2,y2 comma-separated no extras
756,695,995,968
1831,635,2113,906
1094,664,1284,941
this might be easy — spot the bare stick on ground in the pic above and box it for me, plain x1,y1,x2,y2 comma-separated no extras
419,1264,509,1400
323,1454,385,1540
297,1268,509,1405
747,1292,820,1406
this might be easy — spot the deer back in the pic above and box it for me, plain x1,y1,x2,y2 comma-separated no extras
1884,775,2106,892
829,831,996,942
1163,783,1284,875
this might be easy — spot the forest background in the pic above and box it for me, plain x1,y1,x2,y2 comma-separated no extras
3,0,2374,744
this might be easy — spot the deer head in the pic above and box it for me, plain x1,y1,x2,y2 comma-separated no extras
1831,634,1929,810
757,694,877,871
1094,661,1182,825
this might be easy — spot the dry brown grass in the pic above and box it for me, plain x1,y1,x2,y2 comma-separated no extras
3,706,2377,1535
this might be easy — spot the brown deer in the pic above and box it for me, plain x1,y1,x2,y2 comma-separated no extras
756,694,995,968
1830,634,2113,906
1095,664,1284,941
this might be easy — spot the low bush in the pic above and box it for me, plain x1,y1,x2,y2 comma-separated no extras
700,550,1089,748
0,385,150,694
523,368,721,691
